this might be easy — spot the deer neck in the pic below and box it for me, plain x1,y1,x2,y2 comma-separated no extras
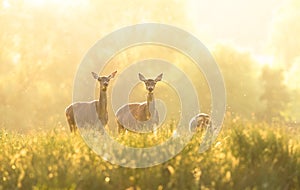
146,92,155,118
97,88,107,116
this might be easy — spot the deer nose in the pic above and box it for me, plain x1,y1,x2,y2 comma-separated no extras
103,82,108,86
148,87,153,92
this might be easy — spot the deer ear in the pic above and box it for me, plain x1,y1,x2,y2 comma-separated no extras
91,72,99,80
109,70,117,79
155,73,163,82
139,73,146,81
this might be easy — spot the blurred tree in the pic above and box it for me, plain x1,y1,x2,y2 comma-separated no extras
268,0,300,124
0,0,190,131
260,66,290,122
284,59,300,123
0,1,92,130
212,44,263,119
269,0,300,68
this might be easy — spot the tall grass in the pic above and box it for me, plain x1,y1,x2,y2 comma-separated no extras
0,122,299,190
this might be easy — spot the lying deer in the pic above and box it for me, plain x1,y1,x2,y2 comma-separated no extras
189,113,210,133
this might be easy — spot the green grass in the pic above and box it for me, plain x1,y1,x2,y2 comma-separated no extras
0,122,299,190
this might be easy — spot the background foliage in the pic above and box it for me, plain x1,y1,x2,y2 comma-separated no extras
1,0,299,131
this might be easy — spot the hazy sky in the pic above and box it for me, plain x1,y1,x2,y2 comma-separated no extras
187,0,286,54
1,0,293,68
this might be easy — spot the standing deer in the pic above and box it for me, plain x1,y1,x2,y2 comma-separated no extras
116,73,163,134
65,71,117,133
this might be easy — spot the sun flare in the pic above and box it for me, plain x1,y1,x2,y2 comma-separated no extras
24,0,85,7
254,55,275,67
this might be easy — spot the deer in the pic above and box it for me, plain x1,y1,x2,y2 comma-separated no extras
116,73,163,134
65,71,117,133
189,113,210,133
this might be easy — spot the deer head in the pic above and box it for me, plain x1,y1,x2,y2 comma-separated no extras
196,113,210,127
138,73,163,93
189,113,210,133
92,71,117,91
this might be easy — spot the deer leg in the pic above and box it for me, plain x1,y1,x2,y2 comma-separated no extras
118,125,126,134
66,106,77,133
117,121,126,134
66,116,77,133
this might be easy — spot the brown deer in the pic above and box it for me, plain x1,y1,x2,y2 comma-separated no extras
65,71,117,133
116,73,163,134
189,113,210,133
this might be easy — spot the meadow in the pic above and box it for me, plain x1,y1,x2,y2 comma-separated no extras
1,1,300,189
1,120,299,190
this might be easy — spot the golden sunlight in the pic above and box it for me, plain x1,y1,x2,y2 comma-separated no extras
1,0,300,188
2,0,10,9
254,55,275,67
25,0,85,7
